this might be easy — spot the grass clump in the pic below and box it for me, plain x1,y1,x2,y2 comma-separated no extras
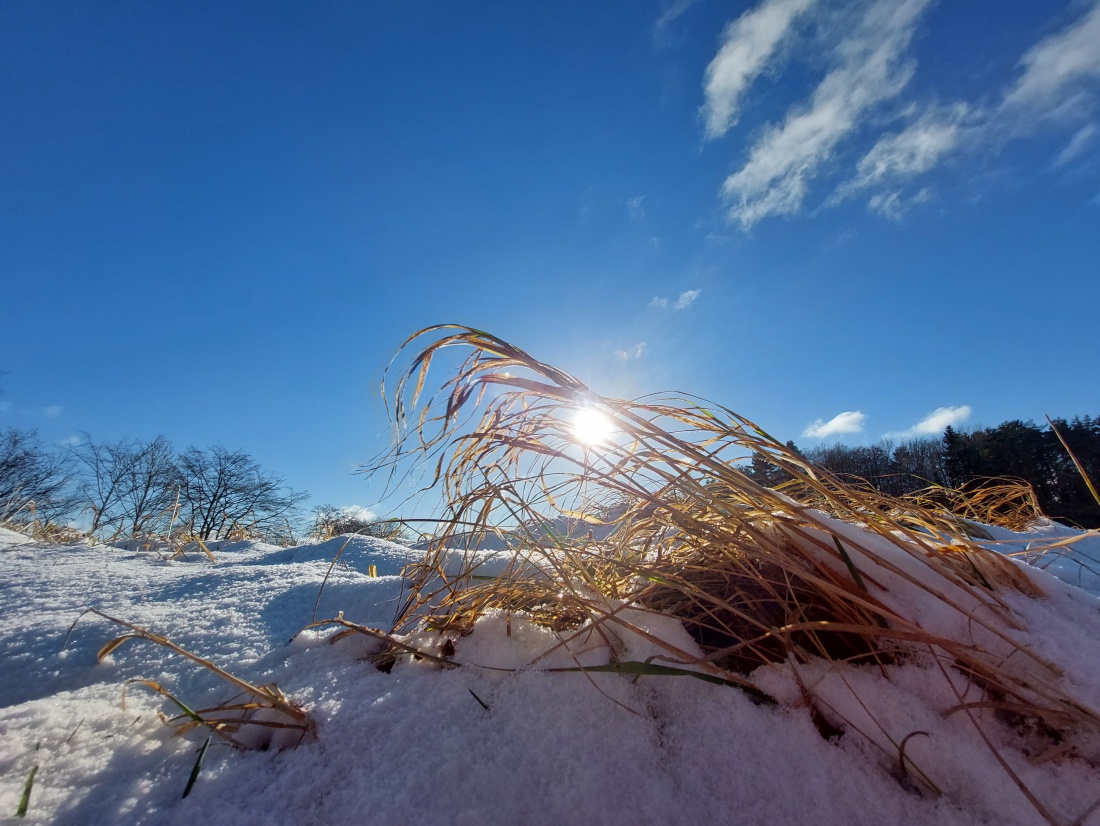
364,324,1100,824
64,608,313,751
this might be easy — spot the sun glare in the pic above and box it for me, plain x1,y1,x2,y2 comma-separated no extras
570,407,616,446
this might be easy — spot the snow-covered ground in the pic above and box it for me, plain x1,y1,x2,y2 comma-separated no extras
2,522,1099,825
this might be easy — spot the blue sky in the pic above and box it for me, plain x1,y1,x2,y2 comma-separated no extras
2,0,1098,519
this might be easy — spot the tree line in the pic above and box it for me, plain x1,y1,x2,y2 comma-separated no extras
6,413,1098,541
739,416,1100,529
1,429,310,542
1,427,408,544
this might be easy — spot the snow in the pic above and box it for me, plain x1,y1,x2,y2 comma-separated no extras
979,518,1100,595
2,522,1100,825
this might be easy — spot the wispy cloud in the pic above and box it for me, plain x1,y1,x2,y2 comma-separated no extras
59,435,82,447
44,405,63,418
708,0,1100,225
839,104,973,197
886,405,971,438
1055,123,1098,167
867,186,933,220
675,288,702,309
626,195,646,220
651,288,702,310
802,410,866,439
654,0,698,47
1001,1,1100,124
702,0,818,139
839,1,1100,206
613,342,648,360
721,0,932,228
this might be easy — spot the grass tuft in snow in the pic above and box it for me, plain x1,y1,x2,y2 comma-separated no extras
362,324,1100,825
63,608,314,750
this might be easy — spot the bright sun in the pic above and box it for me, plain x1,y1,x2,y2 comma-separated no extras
570,407,616,446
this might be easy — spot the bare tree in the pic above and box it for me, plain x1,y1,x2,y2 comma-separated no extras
70,434,179,538
71,434,132,536
0,428,76,525
175,446,307,540
119,436,178,537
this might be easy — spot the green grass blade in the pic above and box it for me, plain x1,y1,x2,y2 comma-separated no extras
182,737,211,799
832,535,868,593
16,765,38,817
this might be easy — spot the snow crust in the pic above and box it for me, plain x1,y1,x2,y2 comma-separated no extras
2,522,1100,825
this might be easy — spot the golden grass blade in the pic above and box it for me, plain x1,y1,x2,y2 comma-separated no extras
97,635,140,661
312,535,355,623
296,614,459,669
1047,414,1100,511
545,661,775,704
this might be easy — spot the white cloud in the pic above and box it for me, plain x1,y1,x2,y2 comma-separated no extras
867,190,902,219
1001,1,1100,123
338,505,378,523
651,288,702,310
626,195,646,220
702,0,1100,226
867,186,932,220
1055,123,1098,167
886,405,971,438
613,342,648,360
802,410,866,439
842,1,1100,194
702,0,818,139
44,405,63,418
674,288,701,309
654,0,698,46
840,104,972,196
911,405,971,434
721,0,932,228
59,435,82,447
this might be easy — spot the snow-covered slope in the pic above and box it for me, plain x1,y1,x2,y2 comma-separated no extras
2,524,1099,825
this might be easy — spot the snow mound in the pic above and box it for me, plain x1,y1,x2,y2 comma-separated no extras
1,524,1099,825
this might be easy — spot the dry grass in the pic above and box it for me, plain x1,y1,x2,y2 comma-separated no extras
63,608,313,750
904,479,1046,534
0,501,87,544
365,324,1100,825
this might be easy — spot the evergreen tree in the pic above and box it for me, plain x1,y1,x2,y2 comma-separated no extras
942,426,978,488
